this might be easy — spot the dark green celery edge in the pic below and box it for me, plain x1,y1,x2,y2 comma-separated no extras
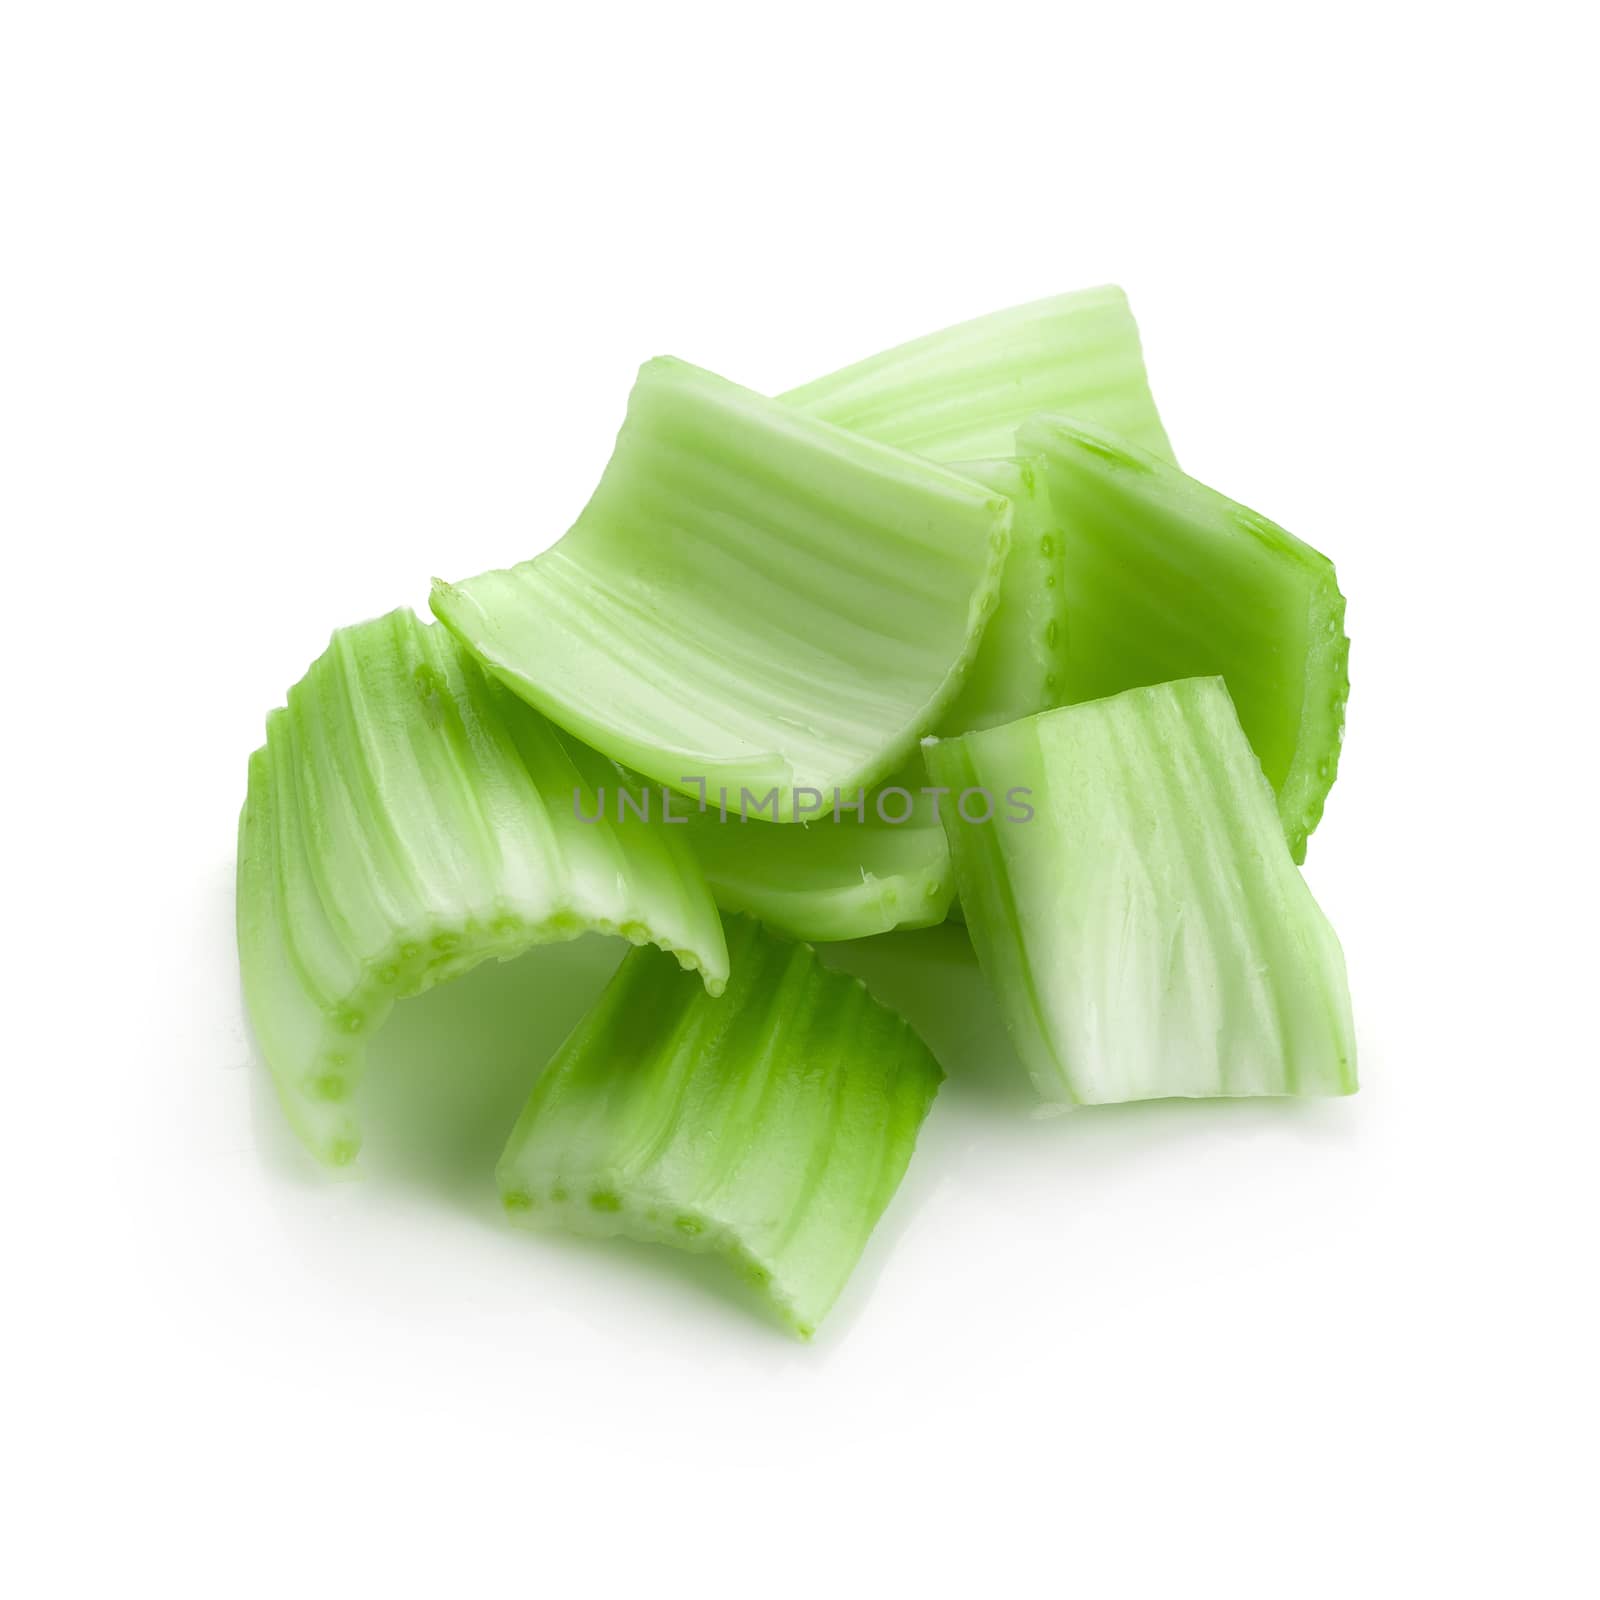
1019,416,1348,861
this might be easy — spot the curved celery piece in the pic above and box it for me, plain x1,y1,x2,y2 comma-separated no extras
781,285,1173,464
497,916,943,1338
236,608,728,1167
924,678,1356,1106
681,793,954,942
935,457,1068,736
1018,416,1349,860
431,358,1011,818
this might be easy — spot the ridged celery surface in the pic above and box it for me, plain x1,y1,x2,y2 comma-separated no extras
682,795,954,942
497,916,943,1338
781,286,1173,464
236,609,728,1167
432,358,1012,815
925,678,1356,1106
1019,416,1348,861
935,458,1068,736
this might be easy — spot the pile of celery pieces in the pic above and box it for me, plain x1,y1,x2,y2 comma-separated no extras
239,286,1354,1338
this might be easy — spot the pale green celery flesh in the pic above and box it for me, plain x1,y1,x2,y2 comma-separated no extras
236,608,729,1167
681,792,954,942
497,916,943,1338
432,357,1011,815
924,678,1356,1106
1019,416,1348,861
935,458,1068,736
781,285,1174,464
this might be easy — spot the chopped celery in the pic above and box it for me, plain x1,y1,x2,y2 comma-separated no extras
432,357,1012,816
236,608,728,1167
1019,416,1348,860
231,285,1363,1340
782,285,1173,464
935,457,1068,736
682,793,954,942
497,916,943,1338
924,678,1356,1106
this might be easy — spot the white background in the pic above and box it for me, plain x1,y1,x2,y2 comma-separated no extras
5,3,1596,1594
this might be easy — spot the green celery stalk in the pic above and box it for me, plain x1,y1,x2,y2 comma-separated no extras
1019,416,1349,860
681,792,954,942
935,457,1068,736
236,608,728,1167
924,677,1356,1106
432,358,1011,817
498,916,943,1338
781,285,1173,464
672,449,1066,926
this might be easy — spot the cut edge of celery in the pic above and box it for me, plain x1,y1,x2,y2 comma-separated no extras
682,795,955,942
496,916,944,1338
935,456,1069,736
236,609,729,1168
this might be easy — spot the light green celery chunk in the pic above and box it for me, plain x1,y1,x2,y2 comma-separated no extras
682,793,954,942
935,458,1068,736
497,916,943,1338
236,608,728,1167
781,285,1173,464
432,357,1011,816
924,678,1356,1106
1019,416,1349,861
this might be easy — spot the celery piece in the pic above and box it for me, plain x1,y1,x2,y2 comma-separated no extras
236,609,728,1167
935,457,1068,736
432,358,1011,817
1019,416,1349,860
497,916,943,1338
924,678,1356,1106
682,792,954,942
782,286,1173,464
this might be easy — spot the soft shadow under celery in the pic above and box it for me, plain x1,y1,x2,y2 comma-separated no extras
356,935,625,1204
